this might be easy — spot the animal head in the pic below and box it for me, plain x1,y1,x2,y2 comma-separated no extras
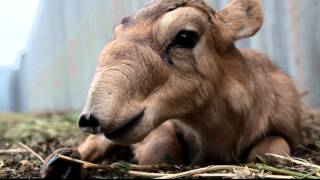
78,0,264,144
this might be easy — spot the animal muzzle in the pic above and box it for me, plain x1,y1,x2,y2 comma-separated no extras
78,113,102,134
78,40,168,143
78,108,145,132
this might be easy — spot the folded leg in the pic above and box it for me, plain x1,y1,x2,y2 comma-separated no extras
42,134,120,178
132,121,183,165
247,136,290,163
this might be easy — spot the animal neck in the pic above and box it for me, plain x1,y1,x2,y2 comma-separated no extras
179,48,253,161
183,95,244,137
180,100,245,163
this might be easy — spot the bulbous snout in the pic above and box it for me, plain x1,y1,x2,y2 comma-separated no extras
78,40,169,144
78,113,101,134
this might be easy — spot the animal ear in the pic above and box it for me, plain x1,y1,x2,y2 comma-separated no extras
217,0,264,41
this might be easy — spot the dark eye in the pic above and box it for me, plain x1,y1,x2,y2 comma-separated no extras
173,30,199,49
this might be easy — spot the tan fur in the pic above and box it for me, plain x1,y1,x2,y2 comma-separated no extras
247,136,291,163
46,0,302,166
132,121,183,165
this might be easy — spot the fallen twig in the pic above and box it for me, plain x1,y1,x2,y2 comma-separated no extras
126,171,173,178
18,142,45,164
155,165,258,179
56,154,115,171
56,154,172,171
0,160,4,169
258,175,295,179
56,154,317,179
56,154,173,178
193,173,295,179
266,153,320,170
122,163,174,171
0,149,28,154
192,173,238,178
57,154,261,179
249,163,320,179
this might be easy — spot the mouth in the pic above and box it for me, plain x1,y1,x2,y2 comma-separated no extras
104,109,145,139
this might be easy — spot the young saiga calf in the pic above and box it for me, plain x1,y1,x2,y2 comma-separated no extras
42,0,302,178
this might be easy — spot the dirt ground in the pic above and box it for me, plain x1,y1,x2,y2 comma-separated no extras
0,108,319,179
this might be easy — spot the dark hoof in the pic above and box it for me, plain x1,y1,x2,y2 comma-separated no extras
41,148,83,179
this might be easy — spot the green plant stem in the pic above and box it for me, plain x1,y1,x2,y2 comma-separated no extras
249,164,320,179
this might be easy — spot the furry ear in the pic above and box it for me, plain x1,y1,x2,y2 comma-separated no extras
217,0,264,41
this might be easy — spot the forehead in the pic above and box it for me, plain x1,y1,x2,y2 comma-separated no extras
122,0,214,26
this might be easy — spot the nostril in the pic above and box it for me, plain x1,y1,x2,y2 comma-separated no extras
78,113,100,128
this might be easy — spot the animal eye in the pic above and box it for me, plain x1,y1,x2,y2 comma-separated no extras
173,30,199,49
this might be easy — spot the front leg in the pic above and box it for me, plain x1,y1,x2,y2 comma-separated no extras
247,136,291,163
78,134,118,162
41,135,119,178
132,122,183,165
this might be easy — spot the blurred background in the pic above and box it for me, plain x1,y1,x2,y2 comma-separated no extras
0,0,320,113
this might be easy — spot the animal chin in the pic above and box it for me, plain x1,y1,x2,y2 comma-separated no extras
104,109,145,141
